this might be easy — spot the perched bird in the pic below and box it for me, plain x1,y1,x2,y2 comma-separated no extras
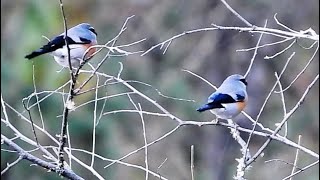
197,74,248,119
25,23,97,68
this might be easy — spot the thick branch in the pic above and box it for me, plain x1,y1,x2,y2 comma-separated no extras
1,135,83,180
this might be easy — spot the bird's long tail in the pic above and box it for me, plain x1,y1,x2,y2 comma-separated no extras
25,48,51,59
196,104,212,112
197,103,223,112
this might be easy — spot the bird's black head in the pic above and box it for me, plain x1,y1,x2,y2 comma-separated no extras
226,74,248,86
88,27,97,36
240,78,248,86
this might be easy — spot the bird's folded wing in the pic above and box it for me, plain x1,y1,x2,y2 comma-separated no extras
208,93,241,104
39,35,78,53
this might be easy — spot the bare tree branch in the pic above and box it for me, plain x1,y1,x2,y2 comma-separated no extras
282,160,319,180
1,156,23,175
1,135,84,180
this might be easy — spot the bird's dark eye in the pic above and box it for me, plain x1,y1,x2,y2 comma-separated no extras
240,78,248,86
89,27,97,36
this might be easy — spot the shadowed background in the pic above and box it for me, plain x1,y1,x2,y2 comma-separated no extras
1,0,319,179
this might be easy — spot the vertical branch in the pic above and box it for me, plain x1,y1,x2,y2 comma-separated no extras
227,119,250,180
21,64,41,146
243,52,295,167
157,158,168,180
61,89,73,168
275,73,288,137
244,20,267,78
138,103,149,180
58,0,73,78
289,135,301,180
58,88,73,171
90,75,99,167
22,99,39,146
32,65,45,130
66,123,72,168
190,145,195,180
127,93,149,180
57,0,76,172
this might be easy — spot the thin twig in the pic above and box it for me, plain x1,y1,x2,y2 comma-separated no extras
74,15,136,94
138,103,149,180
75,92,136,110
141,27,218,56
157,158,168,180
282,160,319,180
182,69,217,89
126,94,149,180
273,13,298,33
265,159,302,171
244,52,295,166
104,125,181,169
66,123,72,168
289,135,302,180
244,19,267,78
2,101,104,179
219,0,252,27
103,110,169,117
32,65,45,130
264,39,296,60
90,75,99,167
211,24,319,40
246,74,319,165
22,96,39,146
109,79,195,102
275,42,319,93
1,156,23,175
23,80,70,110
190,145,195,180
61,147,168,180
275,73,288,137
180,120,319,158
237,37,295,52
142,20,318,56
